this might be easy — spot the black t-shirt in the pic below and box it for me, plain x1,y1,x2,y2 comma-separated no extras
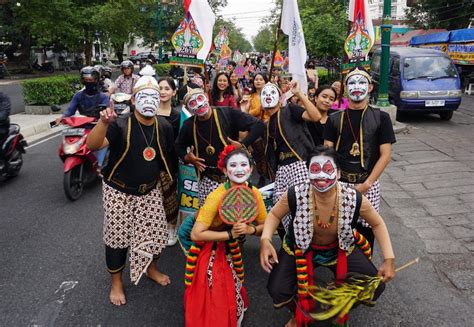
159,107,180,141
103,115,162,186
268,104,305,163
307,121,325,146
324,108,396,173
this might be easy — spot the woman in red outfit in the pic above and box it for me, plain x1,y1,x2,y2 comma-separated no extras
210,72,239,109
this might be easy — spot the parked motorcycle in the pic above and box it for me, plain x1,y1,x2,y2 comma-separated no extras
31,59,55,73
58,116,99,201
0,124,27,179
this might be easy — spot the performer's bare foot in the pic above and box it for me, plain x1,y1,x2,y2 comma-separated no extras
147,260,171,286
109,273,126,306
285,317,296,327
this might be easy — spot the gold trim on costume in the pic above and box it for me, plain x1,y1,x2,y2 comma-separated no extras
155,117,173,182
277,109,302,161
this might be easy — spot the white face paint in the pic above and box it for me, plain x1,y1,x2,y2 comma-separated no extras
187,92,210,116
260,84,280,109
346,75,370,102
225,153,252,184
135,89,160,117
308,155,337,193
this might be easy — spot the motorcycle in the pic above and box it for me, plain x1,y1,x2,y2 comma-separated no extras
0,124,27,179
31,59,55,73
58,116,99,201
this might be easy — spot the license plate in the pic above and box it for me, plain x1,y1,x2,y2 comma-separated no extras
425,100,445,107
62,128,85,136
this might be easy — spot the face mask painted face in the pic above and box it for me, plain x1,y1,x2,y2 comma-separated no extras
135,89,160,117
187,92,210,116
308,155,337,193
346,75,369,102
225,153,252,184
260,84,279,109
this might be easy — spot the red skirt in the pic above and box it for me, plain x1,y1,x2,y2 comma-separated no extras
184,241,248,327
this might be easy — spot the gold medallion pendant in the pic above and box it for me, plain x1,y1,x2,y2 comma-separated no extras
206,145,216,155
349,142,361,156
143,147,157,161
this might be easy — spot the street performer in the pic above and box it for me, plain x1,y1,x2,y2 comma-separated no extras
260,146,396,327
185,145,267,326
261,81,321,236
87,72,175,306
175,87,264,206
324,67,396,249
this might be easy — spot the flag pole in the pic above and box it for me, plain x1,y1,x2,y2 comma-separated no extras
269,8,283,83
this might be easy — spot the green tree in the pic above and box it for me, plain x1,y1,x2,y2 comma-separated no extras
405,0,474,30
252,27,274,53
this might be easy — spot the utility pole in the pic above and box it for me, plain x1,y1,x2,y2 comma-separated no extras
376,0,392,107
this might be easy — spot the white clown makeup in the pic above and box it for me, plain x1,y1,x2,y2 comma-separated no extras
135,89,160,117
187,92,210,117
260,83,280,109
308,155,337,193
225,153,252,184
346,74,370,102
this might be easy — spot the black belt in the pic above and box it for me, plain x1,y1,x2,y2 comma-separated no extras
109,177,158,195
340,170,368,184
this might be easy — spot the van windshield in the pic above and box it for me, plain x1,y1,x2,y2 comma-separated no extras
403,56,457,80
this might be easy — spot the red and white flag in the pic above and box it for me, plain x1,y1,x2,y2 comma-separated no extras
281,0,308,94
184,0,216,60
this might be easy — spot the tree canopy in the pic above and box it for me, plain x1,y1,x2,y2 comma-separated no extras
405,0,474,30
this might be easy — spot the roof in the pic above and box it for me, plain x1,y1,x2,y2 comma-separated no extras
373,46,449,57
410,31,451,45
450,28,474,43
374,29,447,47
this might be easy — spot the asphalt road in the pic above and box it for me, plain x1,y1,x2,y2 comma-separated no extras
1,108,474,326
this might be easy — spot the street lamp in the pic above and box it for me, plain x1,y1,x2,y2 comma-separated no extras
376,0,392,107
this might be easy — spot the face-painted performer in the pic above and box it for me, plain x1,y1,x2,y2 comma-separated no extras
175,87,264,207
323,66,396,250
260,145,396,327
259,82,322,239
183,146,266,326
86,70,175,306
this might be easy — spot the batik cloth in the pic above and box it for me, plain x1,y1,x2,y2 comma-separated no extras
272,160,309,229
159,171,179,225
102,181,168,285
198,176,220,207
340,180,380,227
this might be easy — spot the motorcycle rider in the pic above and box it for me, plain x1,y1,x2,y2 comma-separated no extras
111,60,139,95
0,92,11,158
94,65,113,94
56,66,109,167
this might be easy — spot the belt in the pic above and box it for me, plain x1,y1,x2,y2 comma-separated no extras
279,151,296,162
203,173,226,183
340,170,368,184
109,177,158,195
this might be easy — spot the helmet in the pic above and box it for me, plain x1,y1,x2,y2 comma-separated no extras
93,64,105,76
103,66,112,78
120,60,134,72
80,66,100,83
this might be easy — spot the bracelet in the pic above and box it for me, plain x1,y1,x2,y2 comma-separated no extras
251,225,257,235
227,230,234,241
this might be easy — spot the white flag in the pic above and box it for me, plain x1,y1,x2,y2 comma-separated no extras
348,0,375,48
281,0,308,94
187,0,216,60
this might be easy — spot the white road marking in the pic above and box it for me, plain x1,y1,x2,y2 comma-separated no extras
25,133,61,149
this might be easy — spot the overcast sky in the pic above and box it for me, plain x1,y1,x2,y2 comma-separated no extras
218,0,276,42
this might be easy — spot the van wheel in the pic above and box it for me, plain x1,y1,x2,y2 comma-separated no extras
439,111,453,121
396,110,408,122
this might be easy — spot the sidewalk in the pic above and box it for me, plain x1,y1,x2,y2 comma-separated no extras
10,113,65,145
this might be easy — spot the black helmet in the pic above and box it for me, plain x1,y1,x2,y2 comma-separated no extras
80,66,100,83
93,64,105,75
120,60,134,72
